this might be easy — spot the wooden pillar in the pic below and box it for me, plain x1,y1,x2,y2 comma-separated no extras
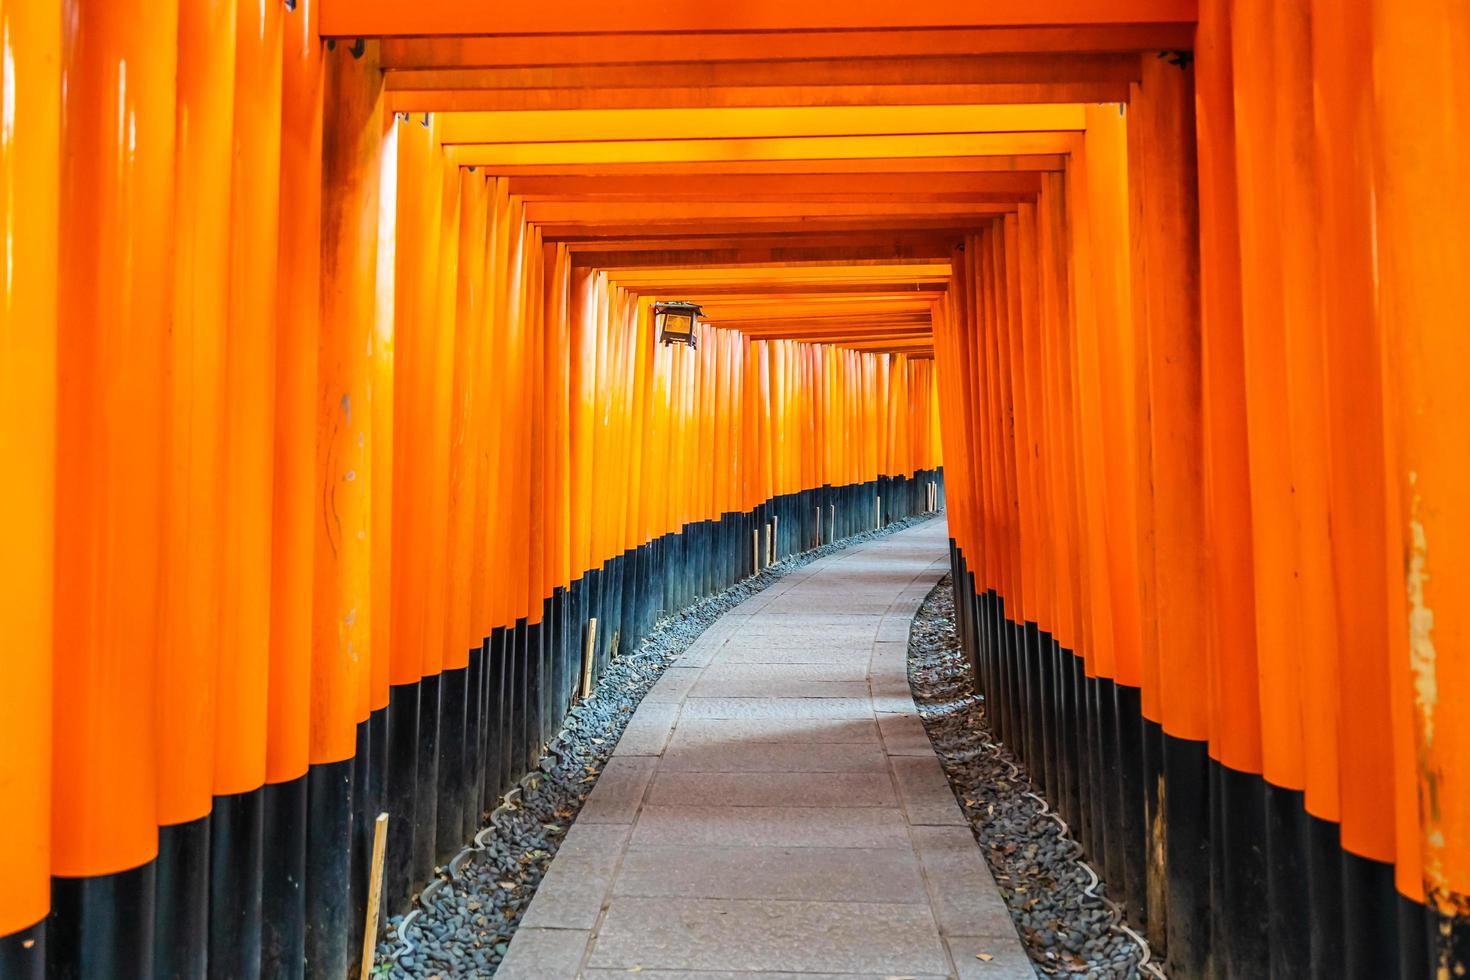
1371,1,1470,963
263,2,324,975
1194,0,1268,974
51,0,177,975
1128,51,1210,975
309,35,384,980
0,0,59,966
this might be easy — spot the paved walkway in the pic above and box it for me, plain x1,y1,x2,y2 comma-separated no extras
499,520,1033,979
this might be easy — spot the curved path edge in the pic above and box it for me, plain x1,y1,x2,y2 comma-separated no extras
497,520,1033,980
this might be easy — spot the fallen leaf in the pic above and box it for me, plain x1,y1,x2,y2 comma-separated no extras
626,967,642,973
976,952,994,962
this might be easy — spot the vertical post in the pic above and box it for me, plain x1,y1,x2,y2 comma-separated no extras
309,34,384,980
359,813,389,980
1129,50,1210,976
1371,0,1470,953
1195,1,1267,973
212,0,285,973
51,1,177,977
581,618,599,700
0,0,59,968
263,2,324,976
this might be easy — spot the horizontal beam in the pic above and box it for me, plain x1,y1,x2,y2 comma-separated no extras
390,53,1140,90
541,217,992,239
448,132,1078,166
535,217,1008,239
605,262,950,283
505,172,1043,201
381,26,1195,68
323,0,1195,37
436,104,1086,144
566,235,961,261
522,201,1016,223
387,81,1129,112
472,155,1066,177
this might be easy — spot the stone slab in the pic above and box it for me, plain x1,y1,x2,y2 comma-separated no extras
586,897,952,975
690,676,872,699
680,697,874,721
494,927,590,980
612,845,929,903
667,716,882,746
947,936,1039,979
645,771,896,807
611,701,679,757
630,804,912,849
878,710,936,756
891,754,966,826
660,740,889,773
579,756,657,824
518,825,629,930
911,825,1018,937
645,666,705,703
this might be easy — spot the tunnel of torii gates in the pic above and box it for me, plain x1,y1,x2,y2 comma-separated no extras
0,0,1467,978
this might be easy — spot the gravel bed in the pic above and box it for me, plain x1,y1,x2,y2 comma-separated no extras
907,575,1166,980
374,513,937,978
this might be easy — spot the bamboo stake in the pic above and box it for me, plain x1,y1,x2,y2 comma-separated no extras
752,528,760,575
360,812,389,979
772,515,779,560
581,617,598,699
876,495,882,529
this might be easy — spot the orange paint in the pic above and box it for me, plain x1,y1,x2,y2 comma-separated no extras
53,0,178,875
0,0,59,931
159,0,234,821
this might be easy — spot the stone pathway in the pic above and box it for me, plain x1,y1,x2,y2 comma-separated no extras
497,520,1034,980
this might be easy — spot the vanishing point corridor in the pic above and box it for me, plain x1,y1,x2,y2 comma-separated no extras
492,521,1035,979
2,1,1468,979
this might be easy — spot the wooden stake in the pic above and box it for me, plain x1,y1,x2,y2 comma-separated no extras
876,495,882,529
360,812,389,979
581,617,598,699
766,521,774,565
829,504,836,542
815,506,822,546
772,515,778,560
752,528,760,575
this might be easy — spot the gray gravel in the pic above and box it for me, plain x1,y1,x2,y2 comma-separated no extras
906,575,1166,980
374,513,938,978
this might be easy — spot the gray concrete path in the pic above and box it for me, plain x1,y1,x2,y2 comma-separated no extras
499,519,1034,979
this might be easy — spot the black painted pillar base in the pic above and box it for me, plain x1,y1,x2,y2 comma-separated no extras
384,681,419,911
48,861,156,980
262,775,308,980
1264,784,1311,979
303,758,353,980
0,918,45,980
209,788,264,980
154,814,210,980
412,675,442,886
436,666,469,867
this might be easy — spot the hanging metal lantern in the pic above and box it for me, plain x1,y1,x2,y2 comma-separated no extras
653,300,702,349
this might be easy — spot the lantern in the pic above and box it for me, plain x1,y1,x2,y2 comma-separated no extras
653,300,702,349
